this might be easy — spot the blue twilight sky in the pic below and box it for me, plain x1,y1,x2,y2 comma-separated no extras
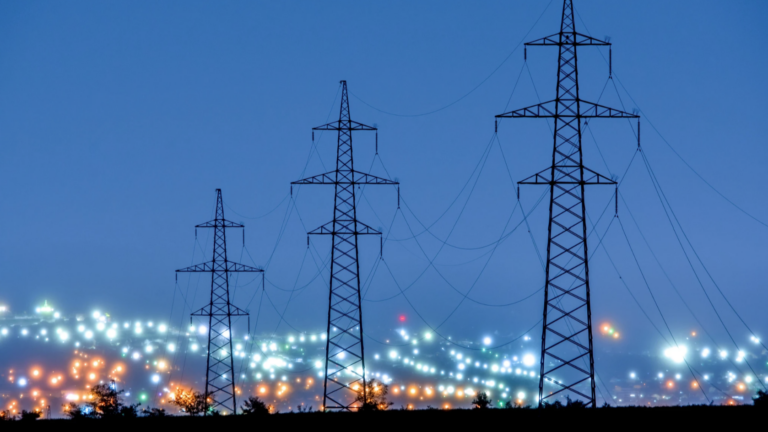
0,0,766,356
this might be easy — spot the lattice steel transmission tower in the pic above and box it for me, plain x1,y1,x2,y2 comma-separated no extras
292,80,398,411
495,0,638,407
176,189,263,415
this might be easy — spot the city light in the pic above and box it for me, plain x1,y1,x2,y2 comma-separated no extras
35,301,54,314
0,304,763,413
663,346,687,364
522,354,535,367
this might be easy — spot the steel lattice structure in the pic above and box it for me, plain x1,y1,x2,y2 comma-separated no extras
176,189,263,415
292,81,398,411
496,0,638,407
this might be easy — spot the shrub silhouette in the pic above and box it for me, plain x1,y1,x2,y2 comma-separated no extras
143,407,167,417
542,400,563,409
504,400,530,409
355,379,394,411
170,388,209,415
19,410,41,422
472,392,492,409
63,383,139,419
564,396,587,409
241,396,271,415
754,390,768,409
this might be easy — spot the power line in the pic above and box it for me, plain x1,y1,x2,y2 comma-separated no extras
638,151,767,389
224,194,289,220
573,8,768,231
616,217,710,403
349,0,555,118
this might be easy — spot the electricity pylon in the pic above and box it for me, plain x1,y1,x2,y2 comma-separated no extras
292,80,398,411
176,189,263,415
495,0,638,407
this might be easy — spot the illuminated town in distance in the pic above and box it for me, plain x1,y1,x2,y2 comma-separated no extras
0,300,764,417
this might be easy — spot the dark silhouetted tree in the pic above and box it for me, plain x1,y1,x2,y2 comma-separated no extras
84,382,140,418
355,379,394,411
472,392,492,409
542,400,564,409
241,396,271,415
564,396,587,409
143,407,167,417
504,400,530,409
63,402,92,419
754,390,768,409
170,388,209,415
19,410,41,422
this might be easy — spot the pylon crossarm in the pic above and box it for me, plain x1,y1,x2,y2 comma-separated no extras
526,32,610,46
309,220,381,235
518,166,613,186
291,171,336,185
582,166,616,184
293,170,397,185
518,167,553,184
196,219,244,228
496,99,637,119
352,170,398,184
176,260,263,272
313,120,376,131
497,100,559,118
191,305,211,316
192,307,249,317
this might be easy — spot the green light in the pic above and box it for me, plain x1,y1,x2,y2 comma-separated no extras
608,329,615,334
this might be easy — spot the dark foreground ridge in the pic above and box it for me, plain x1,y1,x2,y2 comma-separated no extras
1,406,763,430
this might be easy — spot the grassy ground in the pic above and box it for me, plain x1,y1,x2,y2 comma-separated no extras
2,406,763,429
